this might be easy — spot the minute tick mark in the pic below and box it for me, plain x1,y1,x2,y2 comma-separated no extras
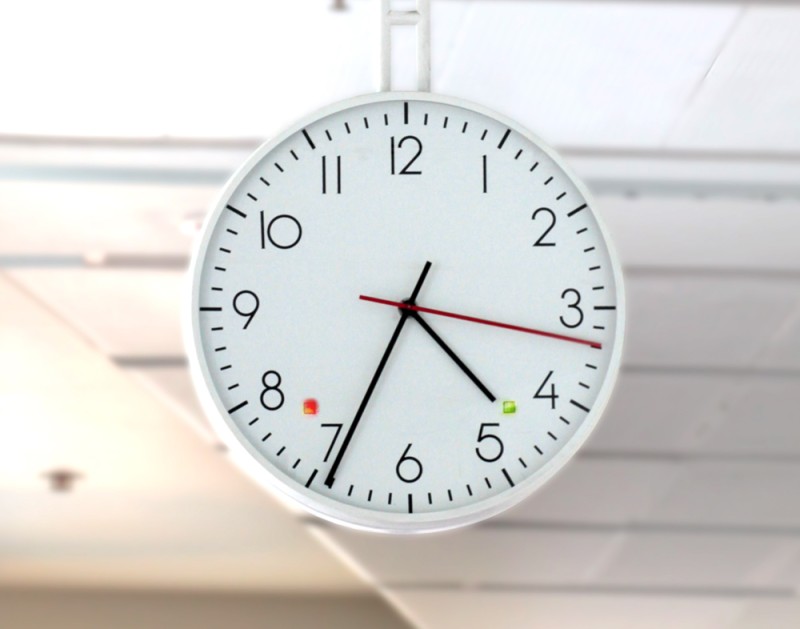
227,400,248,414
305,469,318,488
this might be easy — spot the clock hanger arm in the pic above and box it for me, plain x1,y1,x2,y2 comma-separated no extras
359,295,603,350
380,0,431,92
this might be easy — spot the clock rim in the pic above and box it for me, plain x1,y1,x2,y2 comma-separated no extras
185,90,626,534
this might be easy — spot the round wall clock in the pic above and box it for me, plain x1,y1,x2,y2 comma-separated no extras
186,91,625,533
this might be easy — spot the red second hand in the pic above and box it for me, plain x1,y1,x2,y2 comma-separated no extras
359,295,602,349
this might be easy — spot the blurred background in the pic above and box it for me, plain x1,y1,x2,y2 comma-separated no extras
2,1,800,627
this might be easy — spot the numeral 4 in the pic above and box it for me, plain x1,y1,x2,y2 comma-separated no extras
533,370,559,410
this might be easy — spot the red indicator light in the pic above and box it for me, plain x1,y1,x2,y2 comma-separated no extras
303,399,319,415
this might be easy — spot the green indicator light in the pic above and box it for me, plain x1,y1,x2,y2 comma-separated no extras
502,401,517,414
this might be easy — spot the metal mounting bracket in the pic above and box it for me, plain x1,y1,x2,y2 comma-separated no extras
380,0,431,92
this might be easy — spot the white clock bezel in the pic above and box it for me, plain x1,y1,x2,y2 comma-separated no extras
185,91,626,534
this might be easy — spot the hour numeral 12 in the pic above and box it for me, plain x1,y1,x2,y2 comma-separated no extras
322,155,341,194
390,136,423,175
482,155,488,193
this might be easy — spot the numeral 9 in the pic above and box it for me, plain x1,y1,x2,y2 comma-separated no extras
233,290,259,329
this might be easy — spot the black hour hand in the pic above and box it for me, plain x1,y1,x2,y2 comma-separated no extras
409,310,496,403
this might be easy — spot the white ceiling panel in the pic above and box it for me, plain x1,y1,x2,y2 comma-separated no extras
500,458,679,526
599,197,800,273
623,274,800,368
317,526,617,586
769,544,800,592
595,532,794,589
8,270,185,357
729,599,800,629
647,461,800,529
697,377,800,455
128,366,217,443
0,181,212,256
390,590,746,629
435,1,739,148
593,370,800,456
753,301,800,371
668,6,800,151
0,0,376,138
589,372,731,453
0,1,746,148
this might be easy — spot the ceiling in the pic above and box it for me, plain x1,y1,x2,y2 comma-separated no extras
2,1,800,628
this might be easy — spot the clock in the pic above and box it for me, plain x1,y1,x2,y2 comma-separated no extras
187,92,624,533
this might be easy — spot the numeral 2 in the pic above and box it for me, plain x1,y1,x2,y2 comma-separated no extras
532,207,556,246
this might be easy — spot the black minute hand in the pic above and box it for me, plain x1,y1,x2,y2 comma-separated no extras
324,262,432,489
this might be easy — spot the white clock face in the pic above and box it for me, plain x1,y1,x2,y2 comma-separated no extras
188,93,624,533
